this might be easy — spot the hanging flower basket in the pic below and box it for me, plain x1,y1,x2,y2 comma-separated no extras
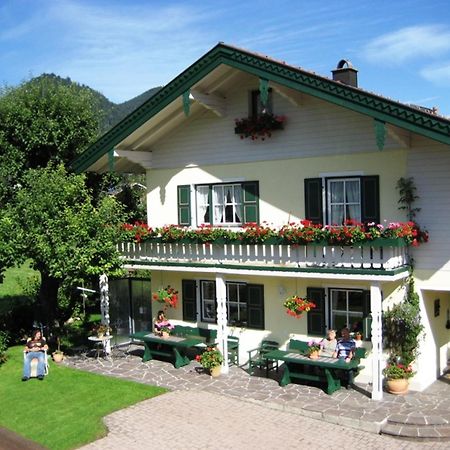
283,296,316,318
152,285,178,312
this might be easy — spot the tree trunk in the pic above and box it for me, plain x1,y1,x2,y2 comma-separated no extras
38,272,61,330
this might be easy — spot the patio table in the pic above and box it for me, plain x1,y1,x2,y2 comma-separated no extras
264,349,360,394
130,331,203,368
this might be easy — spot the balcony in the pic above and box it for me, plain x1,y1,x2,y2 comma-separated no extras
118,240,409,273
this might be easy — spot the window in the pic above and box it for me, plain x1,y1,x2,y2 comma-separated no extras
179,181,259,227
304,176,379,225
227,282,247,326
198,184,243,225
200,280,216,322
251,89,273,118
306,287,371,339
184,279,264,329
327,178,361,224
329,289,364,332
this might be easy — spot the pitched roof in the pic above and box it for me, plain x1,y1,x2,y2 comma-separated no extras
72,42,450,173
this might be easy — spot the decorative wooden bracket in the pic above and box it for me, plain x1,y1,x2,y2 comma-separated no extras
108,148,115,171
374,119,386,150
182,89,191,117
259,78,269,106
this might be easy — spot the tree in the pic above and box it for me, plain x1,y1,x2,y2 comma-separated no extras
7,165,126,326
0,77,99,205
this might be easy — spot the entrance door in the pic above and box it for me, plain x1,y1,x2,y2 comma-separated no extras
109,278,152,344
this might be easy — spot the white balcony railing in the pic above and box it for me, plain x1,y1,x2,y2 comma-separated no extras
118,240,409,271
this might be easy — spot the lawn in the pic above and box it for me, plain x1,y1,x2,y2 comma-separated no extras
0,346,167,450
0,262,39,315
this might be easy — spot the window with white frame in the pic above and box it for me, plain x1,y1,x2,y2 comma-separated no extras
227,282,247,326
327,178,361,225
200,280,216,322
196,183,243,226
329,288,364,333
197,280,261,328
304,175,379,226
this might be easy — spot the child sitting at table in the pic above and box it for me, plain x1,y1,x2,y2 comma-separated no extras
154,310,174,335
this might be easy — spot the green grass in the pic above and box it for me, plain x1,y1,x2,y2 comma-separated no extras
0,262,39,297
0,262,39,315
0,347,167,450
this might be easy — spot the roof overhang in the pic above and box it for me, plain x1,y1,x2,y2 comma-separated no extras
71,42,450,174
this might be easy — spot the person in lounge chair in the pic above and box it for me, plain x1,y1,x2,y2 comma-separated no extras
22,329,48,381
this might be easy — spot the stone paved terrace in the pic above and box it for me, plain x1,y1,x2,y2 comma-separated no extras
60,344,450,447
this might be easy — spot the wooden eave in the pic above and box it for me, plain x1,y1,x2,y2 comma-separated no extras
71,42,450,174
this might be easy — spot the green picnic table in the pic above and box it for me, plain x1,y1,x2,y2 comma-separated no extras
264,349,360,394
130,331,204,368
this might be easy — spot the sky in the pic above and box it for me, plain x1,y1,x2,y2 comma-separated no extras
1,0,450,116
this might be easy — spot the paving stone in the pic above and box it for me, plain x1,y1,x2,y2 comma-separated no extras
62,347,450,447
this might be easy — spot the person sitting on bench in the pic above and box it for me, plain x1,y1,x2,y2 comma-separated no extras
22,329,48,381
154,310,174,336
332,327,355,363
320,329,337,357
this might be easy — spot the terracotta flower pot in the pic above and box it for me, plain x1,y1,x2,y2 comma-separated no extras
161,331,170,339
309,350,320,359
386,378,409,395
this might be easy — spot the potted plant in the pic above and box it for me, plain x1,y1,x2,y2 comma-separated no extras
52,337,64,363
283,296,316,318
305,340,322,359
195,345,224,377
383,361,415,394
92,323,111,338
160,326,171,339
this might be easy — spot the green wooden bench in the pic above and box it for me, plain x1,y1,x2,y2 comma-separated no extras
172,325,217,344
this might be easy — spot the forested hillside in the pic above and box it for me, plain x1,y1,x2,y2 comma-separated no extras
28,73,160,133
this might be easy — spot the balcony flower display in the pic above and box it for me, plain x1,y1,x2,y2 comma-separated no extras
120,220,428,247
152,285,178,311
121,221,156,243
234,112,286,140
283,296,316,318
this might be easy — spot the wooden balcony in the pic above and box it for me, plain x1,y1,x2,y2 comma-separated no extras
118,239,409,272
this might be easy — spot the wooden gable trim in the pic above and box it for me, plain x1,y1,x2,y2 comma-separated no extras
71,43,450,174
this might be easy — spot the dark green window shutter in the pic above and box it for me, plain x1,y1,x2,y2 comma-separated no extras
182,279,197,322
307,287,326,336
242,182,259,223
361,176,379,223
177,185,191,226
247,284,264,329
304,178,323,224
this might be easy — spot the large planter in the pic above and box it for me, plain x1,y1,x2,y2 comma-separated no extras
209,365,221,377
386,378,409,395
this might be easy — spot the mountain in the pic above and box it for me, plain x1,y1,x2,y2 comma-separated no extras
29,74,161,133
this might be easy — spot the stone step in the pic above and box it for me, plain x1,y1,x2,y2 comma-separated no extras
381,414,450,440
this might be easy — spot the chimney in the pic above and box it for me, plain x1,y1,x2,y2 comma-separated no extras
332,59,358,87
